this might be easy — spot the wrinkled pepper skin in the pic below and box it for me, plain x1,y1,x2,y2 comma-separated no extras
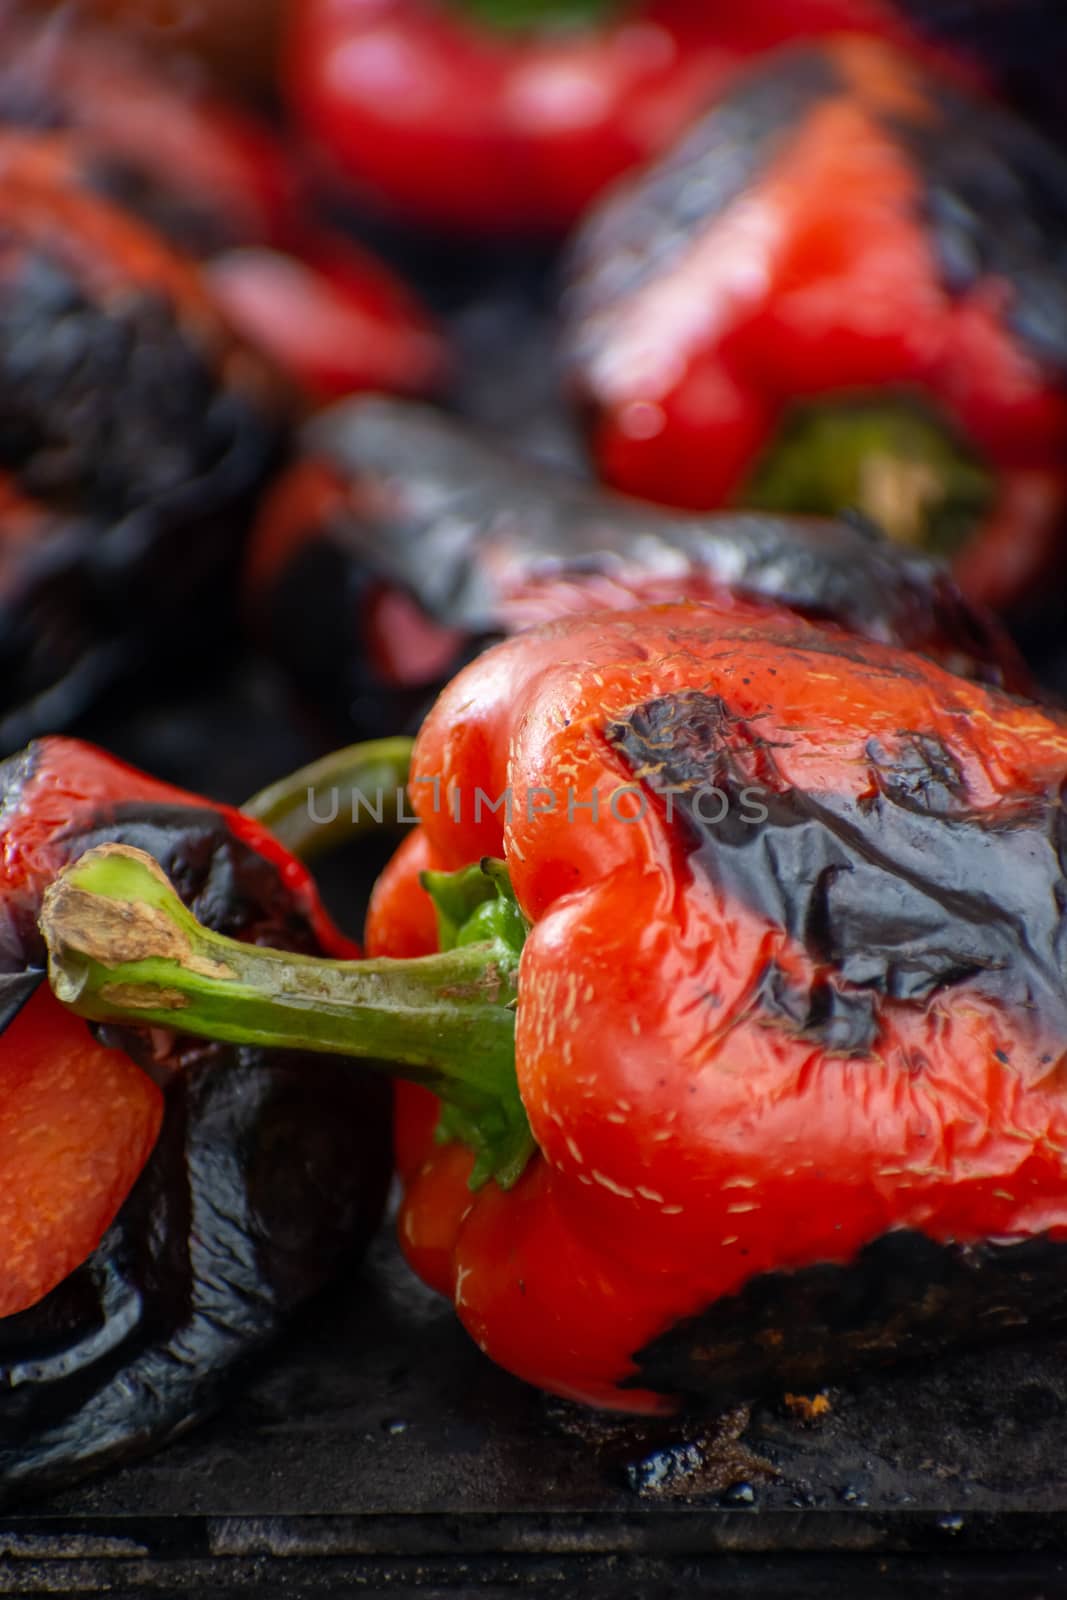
286,0,992,237
0,12,449,404
245,395,1027,737
368,602,1067,1412
0,737,390,1500
0,130,287,751
563,39,1067,613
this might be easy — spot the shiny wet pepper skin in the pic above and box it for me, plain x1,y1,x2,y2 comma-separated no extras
368,603,1067,1412
563,38,1067,613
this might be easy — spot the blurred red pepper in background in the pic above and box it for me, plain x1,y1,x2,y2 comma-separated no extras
563,38,1067,614
207,235,449,403
0,2,449,402
287,0,987,236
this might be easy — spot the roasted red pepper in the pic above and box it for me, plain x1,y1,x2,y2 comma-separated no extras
0,735,390,1500
245,395,1028,738
23,0,287,93
563,38,1067,613
44,603,1067,1414
0,9,449,402
286,0,994,236
0,129,288,750
0,6,296,252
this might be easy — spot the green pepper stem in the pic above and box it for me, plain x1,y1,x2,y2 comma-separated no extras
242,737,415,863
40,844,533,1188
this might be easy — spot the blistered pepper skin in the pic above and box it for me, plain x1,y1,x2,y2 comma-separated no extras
0,738,391,1500
563,39,1067,613
369,603,1067,1412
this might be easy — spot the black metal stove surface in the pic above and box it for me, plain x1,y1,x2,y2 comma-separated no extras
4,1227,1067,1596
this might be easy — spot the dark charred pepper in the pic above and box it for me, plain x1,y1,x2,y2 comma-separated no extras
245,395,1027,737
563,38,1067,614
0,735,390,1500
0,129,288,751
40,602,1067,1414
0,12,450,403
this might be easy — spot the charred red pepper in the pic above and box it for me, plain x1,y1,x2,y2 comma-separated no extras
23,0,286,93
0,6,296,252
563,38,1067,613
0,129,288,749
245,395,1027,737
44,603,1067,1414
0,10,449,402
0,735,390,1500
285,0,997,236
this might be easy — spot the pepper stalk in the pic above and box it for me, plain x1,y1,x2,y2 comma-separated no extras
40,843,535,1189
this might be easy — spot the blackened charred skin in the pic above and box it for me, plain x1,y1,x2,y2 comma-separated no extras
0,1051,390,1504
563,41,1067,383
628,1230,1067,1410
0,251,273,516
258,398,1025,737
0,970,44,1033
606,687,1067,1043
0,749,392,1498
0,249,283,751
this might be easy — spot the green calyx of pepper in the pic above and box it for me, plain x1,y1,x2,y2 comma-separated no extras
421,858,530,1174
39,844,535,1191
456,0,622,34
741,396,994,558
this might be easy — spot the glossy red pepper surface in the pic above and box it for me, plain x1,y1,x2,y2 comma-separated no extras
287,0,967,236
564,38,1067,612
368,602,1067,1411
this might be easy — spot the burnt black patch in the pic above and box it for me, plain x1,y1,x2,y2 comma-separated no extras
607,690,1067,1049
0,250,273,516
628,1230,1067,1410
0,969,44,1033
0,755,393,1500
